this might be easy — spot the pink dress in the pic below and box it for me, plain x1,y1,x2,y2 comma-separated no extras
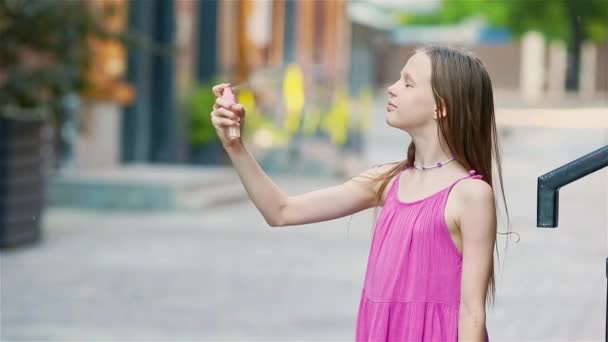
356,166,490,341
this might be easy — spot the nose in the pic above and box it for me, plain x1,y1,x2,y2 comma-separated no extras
387,84,396,97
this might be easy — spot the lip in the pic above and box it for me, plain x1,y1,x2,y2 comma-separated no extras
386,102,397,111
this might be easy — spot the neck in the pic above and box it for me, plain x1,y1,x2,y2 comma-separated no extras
411,131,452,167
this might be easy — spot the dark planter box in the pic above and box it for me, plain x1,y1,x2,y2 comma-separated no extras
0,119,48,248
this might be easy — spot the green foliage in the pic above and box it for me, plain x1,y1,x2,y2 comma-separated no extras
398,1,508,27
0,0,114,114
398,0,608,44
0,0,174,122
187,83,220,146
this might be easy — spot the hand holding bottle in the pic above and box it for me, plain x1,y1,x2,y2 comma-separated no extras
211,83,246,149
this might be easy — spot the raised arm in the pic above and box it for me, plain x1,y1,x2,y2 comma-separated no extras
225,141,393,227
210,82,395,228
277,164,394,227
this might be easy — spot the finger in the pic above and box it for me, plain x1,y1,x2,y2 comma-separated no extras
212,116,240,127
212,83,231,97
211,84,222,97
212,83,230,96
232,103,245,116
213,107,241,120
214,97,236,110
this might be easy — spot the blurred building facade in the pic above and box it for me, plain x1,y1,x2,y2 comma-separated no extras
112,0,354,167
75,0,607,171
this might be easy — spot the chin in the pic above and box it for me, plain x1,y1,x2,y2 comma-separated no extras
386,109,398,124
386,116,398,129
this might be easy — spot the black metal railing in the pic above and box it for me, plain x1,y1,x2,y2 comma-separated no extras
537,144,608,341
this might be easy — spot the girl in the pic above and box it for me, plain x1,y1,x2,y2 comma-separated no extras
211,45,512,342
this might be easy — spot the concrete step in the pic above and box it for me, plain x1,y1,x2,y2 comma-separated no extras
47,164,248,211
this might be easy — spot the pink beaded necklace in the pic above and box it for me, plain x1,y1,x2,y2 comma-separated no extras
413,155,455,170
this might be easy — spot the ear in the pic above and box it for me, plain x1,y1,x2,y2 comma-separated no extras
433,99,447,120
433,106,447,120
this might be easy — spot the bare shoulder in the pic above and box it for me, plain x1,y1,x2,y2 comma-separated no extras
347,162,401,199
357,162,400,179
450,178,496,227
455,178,494,204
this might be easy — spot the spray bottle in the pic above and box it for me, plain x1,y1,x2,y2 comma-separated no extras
222,86,240,140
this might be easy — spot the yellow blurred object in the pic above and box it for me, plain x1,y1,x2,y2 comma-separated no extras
237,88,260,138
237,88,288,148
282,63,305,135
237,89,257,114
321,86,350,146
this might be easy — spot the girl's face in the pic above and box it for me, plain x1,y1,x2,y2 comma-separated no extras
386,52,438,130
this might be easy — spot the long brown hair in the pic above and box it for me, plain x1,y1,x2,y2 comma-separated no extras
353,45,518,308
